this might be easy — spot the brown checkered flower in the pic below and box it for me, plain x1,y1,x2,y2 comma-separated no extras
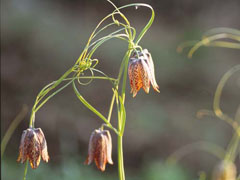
85,129,113,171
212,161,237,180
128,49,160,97
17,128,49,169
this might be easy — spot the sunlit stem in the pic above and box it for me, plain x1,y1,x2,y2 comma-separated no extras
116,45,132,180
107,91,116,123
73,81,119,135
213,65,240,134
118,134,125,180
23,161,28,180
121,49,132,103
225,132,240,162
225,105,240,162
207,41,240,49
203,27,240,37
188,33,240,58
29,73,117,128
29,67,74,127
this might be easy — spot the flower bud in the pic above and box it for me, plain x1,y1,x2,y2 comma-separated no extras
85,129,113,171
17,128,49,169
128,49,159,97
212,161,237,180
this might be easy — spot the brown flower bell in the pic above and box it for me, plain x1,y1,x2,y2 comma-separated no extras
17,128,49,169
85,129,113,171
212,161,237,180
128,49,160,97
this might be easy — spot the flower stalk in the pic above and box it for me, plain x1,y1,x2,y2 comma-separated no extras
19,1,157,180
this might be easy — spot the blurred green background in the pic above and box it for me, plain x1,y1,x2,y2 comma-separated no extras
1,0,240,179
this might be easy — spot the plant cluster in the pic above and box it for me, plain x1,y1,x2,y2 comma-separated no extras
16,1,159,180
169,28,240,180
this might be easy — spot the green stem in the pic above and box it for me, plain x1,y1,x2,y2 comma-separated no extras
208,41,240,49
117,51,130,81
72,81,119,135
119,97,126,135
213,65,240,134
118,134,125,180
225,132,240,162
29,79,74,127
29,67,74,127
224,106,240,162
107,92,116,122
66,76,117,82
188,34,240,58
23,161,28,180
116,47,132,180
121,50,132,103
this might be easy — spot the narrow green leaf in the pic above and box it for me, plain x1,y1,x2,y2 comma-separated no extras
119,96,126,135
72,81,119,135
34,79,74,113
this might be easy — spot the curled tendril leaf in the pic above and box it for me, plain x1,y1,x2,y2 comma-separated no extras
177,28,240,58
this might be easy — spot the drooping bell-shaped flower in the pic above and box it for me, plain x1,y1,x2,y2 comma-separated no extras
212,161,237,180
85,129,113,171
17,128,49,169
128,49,159,97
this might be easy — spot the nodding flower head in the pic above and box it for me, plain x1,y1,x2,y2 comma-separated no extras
85,129,113,171
17,128,49,169
212,161,237,180
128,49,159,97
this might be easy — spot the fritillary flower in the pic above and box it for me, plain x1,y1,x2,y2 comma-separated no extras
128,49,159,97
17,128,49,169
85,129,113,171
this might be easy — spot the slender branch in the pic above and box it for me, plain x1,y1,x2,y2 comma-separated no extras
34,79,74,113
188,33,240,58
118,135,125,180
29,67,74,127
208,41,240,49
23,161,28,180
213,65,240,134
72,81,119,135
107,91,116,123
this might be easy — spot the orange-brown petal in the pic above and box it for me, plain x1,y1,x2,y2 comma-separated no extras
17,130,28,163
86,129,113,171
27,130,41,169
128,59,145,97
103,130,113,165
143,49,160,93
140,58,151,94
85,130,98,165
94,133,107,171
128,59,137,95
35,128,49,162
